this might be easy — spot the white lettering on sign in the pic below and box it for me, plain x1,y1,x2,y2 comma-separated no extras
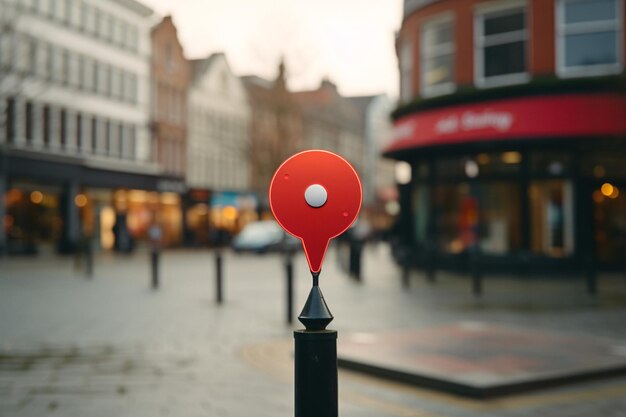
393,120,417,140
435,115,459,134
462,110,513,132
435,110,513,135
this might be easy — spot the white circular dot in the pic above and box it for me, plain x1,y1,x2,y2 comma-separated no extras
304,184,327,208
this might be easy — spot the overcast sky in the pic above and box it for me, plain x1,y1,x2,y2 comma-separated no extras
140,0,403,98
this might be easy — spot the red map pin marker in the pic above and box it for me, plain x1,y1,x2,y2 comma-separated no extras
269,150,362,273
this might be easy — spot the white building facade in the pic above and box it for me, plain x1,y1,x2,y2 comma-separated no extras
187,53,250,192
0,0,153,163
0,0,157,254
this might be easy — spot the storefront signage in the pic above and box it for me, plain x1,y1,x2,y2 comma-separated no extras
157,179,186,193
387,94,626,153
435,110,514,135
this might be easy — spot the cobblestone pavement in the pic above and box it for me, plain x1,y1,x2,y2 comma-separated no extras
1,244,626,416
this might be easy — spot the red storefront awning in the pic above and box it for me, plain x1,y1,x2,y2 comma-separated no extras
386,93,626,155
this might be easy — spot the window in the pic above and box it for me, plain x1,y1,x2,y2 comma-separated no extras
43,105,51,146
399,40,412,102
128,125,136,159
118,124,124,156
557,0,623,76
91,116,97,151
530,180,574,257
69,52,80,87
104,120,110,154
97,64,110,96
6,98,16,143
36,41,48,79
421,16,455,97
111,68,121,99
55,0,65,21
27,38,37,76
475,3,528,87
51,46,63,83
127,26,139,51
25,101,34,143
59,109,67,148
83,57,94,90
61,50,70,85
125,73,137,103
76,112,82,150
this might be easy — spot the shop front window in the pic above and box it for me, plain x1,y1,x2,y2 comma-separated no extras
4,187,62,253
529,180,575,257
593,182,626,263
435,182,522,255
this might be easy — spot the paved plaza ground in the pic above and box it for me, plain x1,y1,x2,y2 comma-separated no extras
1,244,626,416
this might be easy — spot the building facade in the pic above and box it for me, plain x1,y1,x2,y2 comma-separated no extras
294,79,365,182
150,15,190,245
387,0,626,273
0,0,163,254
242,61,304,210
186,53,252,241
347,94,395,207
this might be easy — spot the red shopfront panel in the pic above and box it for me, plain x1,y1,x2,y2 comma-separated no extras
387,94,626,153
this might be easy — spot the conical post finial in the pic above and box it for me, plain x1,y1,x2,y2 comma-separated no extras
298,271,333,330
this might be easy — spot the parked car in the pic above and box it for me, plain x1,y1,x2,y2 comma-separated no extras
232,220,300,254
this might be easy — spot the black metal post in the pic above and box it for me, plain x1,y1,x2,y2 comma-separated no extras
286,254,294,324
215,251,223,303
151,249,159,289
294,271,337,417
294,330,338,417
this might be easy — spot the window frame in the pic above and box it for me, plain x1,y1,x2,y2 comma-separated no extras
474,1,529,88
556,0,624,78
420,13,456,98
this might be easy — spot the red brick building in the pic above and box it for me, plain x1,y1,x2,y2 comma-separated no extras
151,16,189,181
242,62,304,206
149,16,190,244
387,0,626,275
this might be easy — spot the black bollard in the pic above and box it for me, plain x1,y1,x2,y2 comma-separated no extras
286,254,294,324
215,251,223,303
294,271,338,417
151,249,159,289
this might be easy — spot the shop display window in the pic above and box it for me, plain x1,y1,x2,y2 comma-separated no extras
530,152,573,176
593,181,626,263
529,180,575,257
437,152,521,179
434,182,522,255
582,152,626,179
